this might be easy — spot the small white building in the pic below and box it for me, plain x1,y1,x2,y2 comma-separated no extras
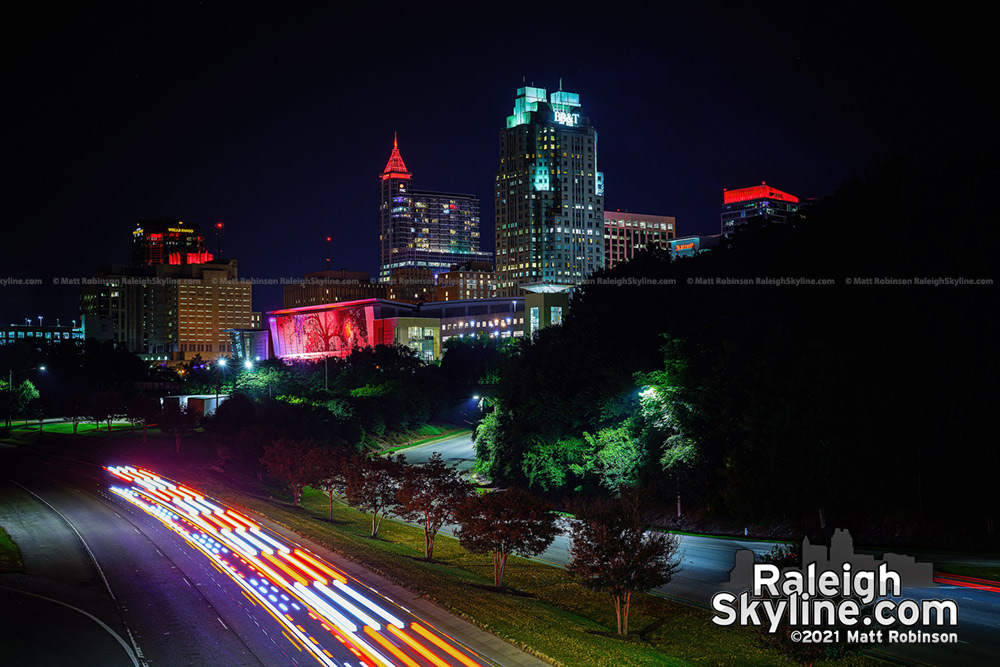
162,394,229,417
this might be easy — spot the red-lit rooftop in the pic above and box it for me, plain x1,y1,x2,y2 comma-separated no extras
723,183,798,204
382,132,409,177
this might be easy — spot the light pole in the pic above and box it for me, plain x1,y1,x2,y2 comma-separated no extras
7,366,45,429
215,358,228,413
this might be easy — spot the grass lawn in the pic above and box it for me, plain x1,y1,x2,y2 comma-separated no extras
0,525,23,573
381,427,472,453
10,421,135,436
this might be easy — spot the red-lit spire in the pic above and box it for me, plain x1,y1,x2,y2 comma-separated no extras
382,132,409,175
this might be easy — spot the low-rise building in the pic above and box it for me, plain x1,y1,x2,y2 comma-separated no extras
283,269,386,308
435,261,497,301
604,211,676,268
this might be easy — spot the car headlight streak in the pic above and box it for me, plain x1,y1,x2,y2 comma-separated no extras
105,466,484,667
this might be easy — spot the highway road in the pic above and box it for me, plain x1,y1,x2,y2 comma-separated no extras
0,447,509,667
397,433,477,473
404,433,1000,667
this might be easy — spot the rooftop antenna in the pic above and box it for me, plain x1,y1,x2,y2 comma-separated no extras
559,77,563,91
326,236,332,270
215,222,224,259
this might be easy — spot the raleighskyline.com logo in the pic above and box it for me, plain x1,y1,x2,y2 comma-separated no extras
711,529,959,645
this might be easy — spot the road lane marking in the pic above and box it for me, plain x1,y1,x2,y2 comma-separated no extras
0,585,142,667
217,617,229,630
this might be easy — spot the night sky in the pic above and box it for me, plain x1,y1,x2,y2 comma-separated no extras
2,3,986,318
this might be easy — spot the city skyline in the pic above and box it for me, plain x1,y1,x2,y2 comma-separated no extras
3,4,988,318
1,6,996,666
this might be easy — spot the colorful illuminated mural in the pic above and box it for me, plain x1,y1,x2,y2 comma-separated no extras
269,304,375,359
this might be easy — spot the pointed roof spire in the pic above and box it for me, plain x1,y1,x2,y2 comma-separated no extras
383,132,409,174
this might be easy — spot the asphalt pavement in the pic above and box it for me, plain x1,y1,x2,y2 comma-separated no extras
0,444,550,667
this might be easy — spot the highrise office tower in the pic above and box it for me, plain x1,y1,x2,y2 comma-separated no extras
378,135,492,283
82,221,252,364
495,85,605,297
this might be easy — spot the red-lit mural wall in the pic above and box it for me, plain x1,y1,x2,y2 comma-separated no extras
269,304,380,359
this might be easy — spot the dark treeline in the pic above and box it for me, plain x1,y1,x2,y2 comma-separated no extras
476,155,998,546
203,344,479,477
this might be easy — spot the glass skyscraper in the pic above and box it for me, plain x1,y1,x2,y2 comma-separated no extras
378,135,492,284
495,85,605,297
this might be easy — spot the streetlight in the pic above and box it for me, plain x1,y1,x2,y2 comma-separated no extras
215,358,228,413
7,366,45,429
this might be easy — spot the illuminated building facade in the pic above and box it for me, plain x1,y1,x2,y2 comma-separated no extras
668,234,722,258
0,315,112,348
266,298,538,362
82,261,252,364
603,211,676,268
145,260,253,364
132,220,213,266
83,222,253,365
268,300,441,363
435,260,497,301
421,298,523,342
228,328,271,361
379,136,492,283
721,183,800,235
495,85,605,297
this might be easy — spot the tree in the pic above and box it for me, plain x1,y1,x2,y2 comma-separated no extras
313,446,351,522
572,422,646,493
27,396,51,433
88,394,107,430
60,395,89,434
396,453,472,560
455,487,558,588
343,453,404,537
127,397,160,442
236,424,280,480
568,494,682,635
159,404,198,454
95,390,125,435
12,380,39,426
260,437,322,506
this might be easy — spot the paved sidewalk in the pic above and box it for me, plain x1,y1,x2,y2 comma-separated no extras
243,508,553,667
